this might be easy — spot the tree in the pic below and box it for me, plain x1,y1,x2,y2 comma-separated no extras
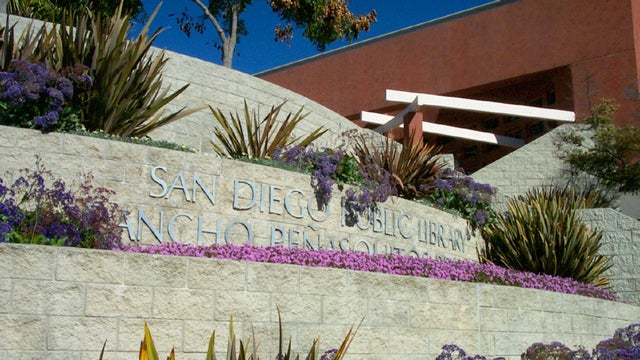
173,0,376,68
6,0,144,21
555,99,640,194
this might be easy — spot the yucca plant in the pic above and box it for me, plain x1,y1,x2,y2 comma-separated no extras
210,101,327,159
481,186,612,287
98,315,360,360
351,132,444,200
2,2,199,137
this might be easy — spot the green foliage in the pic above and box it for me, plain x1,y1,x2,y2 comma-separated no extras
174,0,375,68
351,133,444,200
210,101,327,159
71,130,199,153
99,314,359,360
420,168,496,228
7,0,144,21
1,3,199,137
481,186,612,287
555,98,640,193
271,0,377,51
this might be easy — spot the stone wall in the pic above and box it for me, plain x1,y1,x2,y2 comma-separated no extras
471,126,568,211
472,126,640,305
1,244,638,360
579,209,640,305
0,125,480,261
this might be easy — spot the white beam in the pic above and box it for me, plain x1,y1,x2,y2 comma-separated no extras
372,97,419,133
361,111,525,148
386,89,575,122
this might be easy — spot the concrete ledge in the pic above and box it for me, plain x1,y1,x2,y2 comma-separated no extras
0,244,638,359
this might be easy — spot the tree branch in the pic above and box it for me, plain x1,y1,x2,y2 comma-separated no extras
190,0,228,43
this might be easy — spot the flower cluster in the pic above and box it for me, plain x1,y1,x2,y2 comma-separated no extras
121,243,617,301
442,323,639,360
592,323,640,360
0,59,92,132
437,344,505,360
422,168,496,227
274,145,394,213
0,159,122,249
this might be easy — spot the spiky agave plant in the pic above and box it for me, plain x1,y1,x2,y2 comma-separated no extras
351,132,444,200
210,100,327,159
4,2,199,137
98,315,360,360
481,186,612,287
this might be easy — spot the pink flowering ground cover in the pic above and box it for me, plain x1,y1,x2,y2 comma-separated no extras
121,243,616,301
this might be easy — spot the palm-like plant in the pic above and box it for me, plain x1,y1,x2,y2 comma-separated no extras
481,186,612,287
99,314,360,360
210,101,327,159
2,3,199,137
352,133,444,200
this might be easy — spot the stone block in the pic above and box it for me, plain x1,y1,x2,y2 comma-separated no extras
56,248,125,284
182,320,217,353
246,262,299,294
322,295,368,325
0,315,47,350
3,244,56,280
3,350,81,360
47,316,118,351
153,287,215,320
85,284,152,318
366,299,412,328
427,279,477,305
124,253,188,287
0,279,10,313
12,280,84,316
214,290,271,322
187,257,246,291
271,293,322,324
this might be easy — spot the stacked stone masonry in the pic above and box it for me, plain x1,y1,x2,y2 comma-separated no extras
1,244,638,360
0,125,481,261
473,126,640,305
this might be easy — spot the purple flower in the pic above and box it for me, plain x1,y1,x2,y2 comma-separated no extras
0,222,12,241
57,77,74,99
34,110,59,128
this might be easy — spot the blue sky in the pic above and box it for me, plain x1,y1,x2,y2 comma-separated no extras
136,1,496,74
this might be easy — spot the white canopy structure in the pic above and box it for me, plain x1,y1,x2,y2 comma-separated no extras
361,89,576,148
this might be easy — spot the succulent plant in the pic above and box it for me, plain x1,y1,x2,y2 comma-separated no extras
210,101,327,159
481,186,612,287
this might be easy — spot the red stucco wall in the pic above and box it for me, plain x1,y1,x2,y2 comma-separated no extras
260,0,639,123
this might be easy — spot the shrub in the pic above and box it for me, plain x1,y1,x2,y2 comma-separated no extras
1,3,198,137
0,59,91,132
0,159,122,249
521,342,591,360
210,101,327,159
442,323,639,360
421,168,496,228
99,313,359,360
351,132,444,200
274,144,395,213
555,98,640,194
481,186,612,287
592,323,640,359
436,344,505,360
